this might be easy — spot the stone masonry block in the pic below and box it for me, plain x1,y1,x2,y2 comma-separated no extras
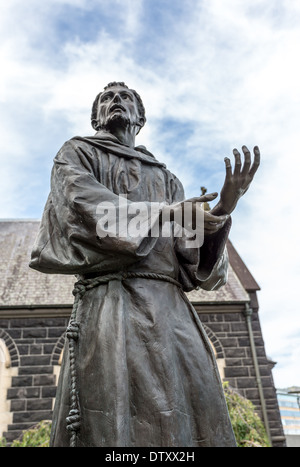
33,374,56,386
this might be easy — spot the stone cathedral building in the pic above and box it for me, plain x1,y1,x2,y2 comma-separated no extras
0,219,286,446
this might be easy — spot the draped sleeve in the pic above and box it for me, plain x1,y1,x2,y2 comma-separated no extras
172,176,232,292
29,139,159,275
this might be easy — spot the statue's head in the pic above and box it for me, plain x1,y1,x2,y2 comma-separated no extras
91,82,146,135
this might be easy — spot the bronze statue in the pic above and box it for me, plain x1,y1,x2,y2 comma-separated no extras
30,81,259,447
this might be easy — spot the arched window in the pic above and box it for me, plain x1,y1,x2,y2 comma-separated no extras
209,339,226,381
0,339,10,367
0,339,18,438
53,348,64,392
51,334,65,408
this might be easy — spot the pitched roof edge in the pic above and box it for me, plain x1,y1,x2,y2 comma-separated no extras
227,239,260,292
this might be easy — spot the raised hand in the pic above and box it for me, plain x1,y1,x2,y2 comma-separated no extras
212,146,260,216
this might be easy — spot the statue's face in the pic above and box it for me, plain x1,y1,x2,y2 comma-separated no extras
96,85,143,131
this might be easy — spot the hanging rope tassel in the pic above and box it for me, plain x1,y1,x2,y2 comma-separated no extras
65,289,83,447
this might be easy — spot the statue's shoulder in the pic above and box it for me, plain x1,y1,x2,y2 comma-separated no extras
57,135,102,154
54,136,101,166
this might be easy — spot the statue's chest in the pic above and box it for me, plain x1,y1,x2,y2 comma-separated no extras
98,153,171,203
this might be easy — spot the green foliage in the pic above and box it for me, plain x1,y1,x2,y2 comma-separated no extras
223,382,271,447
7,420,51,448
0,436,7,447
1,386,270,447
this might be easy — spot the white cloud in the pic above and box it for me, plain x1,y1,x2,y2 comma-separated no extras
0,0,299,387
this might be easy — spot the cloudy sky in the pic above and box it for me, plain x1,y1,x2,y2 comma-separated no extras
1,0,299,389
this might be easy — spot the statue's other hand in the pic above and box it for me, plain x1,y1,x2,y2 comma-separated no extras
171,193,229,236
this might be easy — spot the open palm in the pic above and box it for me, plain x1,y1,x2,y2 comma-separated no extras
212,146,260,216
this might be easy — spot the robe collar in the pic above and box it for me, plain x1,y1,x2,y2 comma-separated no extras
71,130,166,168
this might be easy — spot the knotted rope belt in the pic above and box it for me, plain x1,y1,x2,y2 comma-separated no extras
65,271,182,447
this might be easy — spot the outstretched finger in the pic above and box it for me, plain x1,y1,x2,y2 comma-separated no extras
241,145,251,176
199,192,218,203
233,148,242,176
249,146,260,177
224,157,232,179
184,193,218,204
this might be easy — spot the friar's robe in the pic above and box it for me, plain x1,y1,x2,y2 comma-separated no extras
30,130,236,447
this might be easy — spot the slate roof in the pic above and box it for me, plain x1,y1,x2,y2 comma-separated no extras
0,220,254,307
